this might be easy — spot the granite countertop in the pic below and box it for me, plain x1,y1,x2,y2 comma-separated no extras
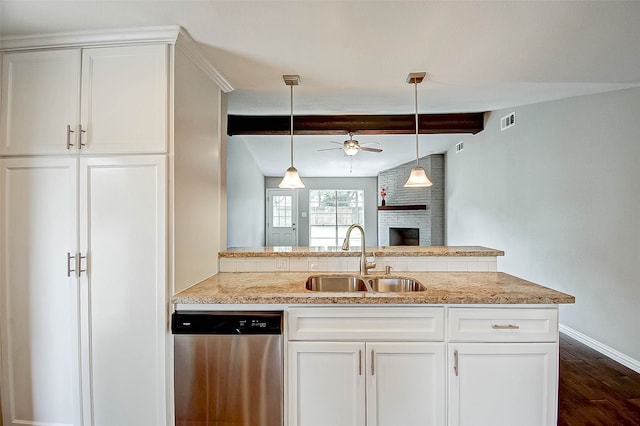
172,271,575,305
220,246,505,258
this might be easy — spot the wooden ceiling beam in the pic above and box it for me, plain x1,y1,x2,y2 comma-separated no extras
227,113,485,136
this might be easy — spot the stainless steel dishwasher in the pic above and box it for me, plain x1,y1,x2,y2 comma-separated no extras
172,311,284,426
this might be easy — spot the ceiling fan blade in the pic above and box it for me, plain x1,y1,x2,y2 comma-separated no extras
317,147,343,152
359,146,383,153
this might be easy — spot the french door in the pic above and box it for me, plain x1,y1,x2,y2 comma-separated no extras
266,188,298,246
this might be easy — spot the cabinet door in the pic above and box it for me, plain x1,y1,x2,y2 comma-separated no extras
288,341,366,426
448,343,558,426
367,342,445,426
80,45,168,154
79,155,167,426
1,50,81,155
0,158,81,426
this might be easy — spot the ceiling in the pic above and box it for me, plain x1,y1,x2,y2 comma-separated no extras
3,0,640,177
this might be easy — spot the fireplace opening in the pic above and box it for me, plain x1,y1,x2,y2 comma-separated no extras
389,227,420,246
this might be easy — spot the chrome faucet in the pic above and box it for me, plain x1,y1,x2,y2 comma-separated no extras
341,224,376,275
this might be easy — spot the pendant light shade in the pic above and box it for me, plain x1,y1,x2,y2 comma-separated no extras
279,74,305,189
404,166,432,187
280,166,305,188
404,72,433,188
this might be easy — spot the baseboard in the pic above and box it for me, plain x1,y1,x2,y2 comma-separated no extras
560,323,640,374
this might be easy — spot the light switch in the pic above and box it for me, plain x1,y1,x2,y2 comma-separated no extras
301,212,307,218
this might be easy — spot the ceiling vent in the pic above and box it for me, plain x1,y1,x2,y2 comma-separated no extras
456,141,464,153
501,112,516,131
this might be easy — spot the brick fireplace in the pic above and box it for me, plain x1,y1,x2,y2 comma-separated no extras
377,154,444,246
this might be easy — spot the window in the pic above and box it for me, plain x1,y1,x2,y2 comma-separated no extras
272,195,292,227
309,190,364,247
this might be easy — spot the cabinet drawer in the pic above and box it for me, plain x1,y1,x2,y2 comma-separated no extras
448,308,558,342
288,307,444,341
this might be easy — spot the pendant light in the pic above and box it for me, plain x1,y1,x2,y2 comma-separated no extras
279,75,305,189
404,72,433,188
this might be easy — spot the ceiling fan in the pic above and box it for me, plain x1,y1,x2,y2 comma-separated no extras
318,132,383,156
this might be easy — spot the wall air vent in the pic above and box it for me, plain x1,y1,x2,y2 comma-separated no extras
501,112,516,131
456,141,464,153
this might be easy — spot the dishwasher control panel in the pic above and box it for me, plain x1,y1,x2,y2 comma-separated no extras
171,311,283,335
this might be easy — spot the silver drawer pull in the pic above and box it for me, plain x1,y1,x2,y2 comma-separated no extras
491,324,520,330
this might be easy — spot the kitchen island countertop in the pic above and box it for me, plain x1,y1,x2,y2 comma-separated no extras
172,271,574,305
219,246,504,258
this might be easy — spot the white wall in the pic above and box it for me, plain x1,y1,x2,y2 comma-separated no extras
173,46,226,293
446,88,640,362
227,136,265,247
264,176,378,246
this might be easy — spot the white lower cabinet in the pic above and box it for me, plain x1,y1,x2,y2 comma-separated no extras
287,306,560,426
287,307,446,426
0,156,166,426
0,158,81,426
366,342,446,426
288,341,445,426
78,156,166,426
288,341,365,426
447,343,558,426
447,307,559,426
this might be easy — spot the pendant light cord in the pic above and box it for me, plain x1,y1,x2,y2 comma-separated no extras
290,83,294,167
414,80,419,167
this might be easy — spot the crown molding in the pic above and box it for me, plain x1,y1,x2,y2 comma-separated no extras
175,29,233,93
0,26,182,50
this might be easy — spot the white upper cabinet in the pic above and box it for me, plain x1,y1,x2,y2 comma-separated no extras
1,44,168,155
1,49,81,155
80,45,168,154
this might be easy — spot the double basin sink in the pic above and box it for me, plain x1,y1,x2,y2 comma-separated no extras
306,275,425,293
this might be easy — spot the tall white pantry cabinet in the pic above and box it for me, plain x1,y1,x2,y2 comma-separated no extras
0,27,231,426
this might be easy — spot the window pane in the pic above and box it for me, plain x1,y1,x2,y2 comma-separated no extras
309,190,365,247
272,195,292,227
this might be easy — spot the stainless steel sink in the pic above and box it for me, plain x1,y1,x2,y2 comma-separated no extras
368,277,426,293
305,275,369,292
305,275,425,293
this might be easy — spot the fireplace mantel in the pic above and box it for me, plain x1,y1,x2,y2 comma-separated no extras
378,204,427,211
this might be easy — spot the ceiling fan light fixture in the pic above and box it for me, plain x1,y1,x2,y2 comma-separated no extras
344,142,359,156
279,74,305,189
404,72,433,188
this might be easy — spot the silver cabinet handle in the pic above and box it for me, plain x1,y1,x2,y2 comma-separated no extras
371,350,375,375
79,253,87,276
454,349,459,376
66,125,75,149
67,252,76,277
78,124,86,149
491,324,520,330
358,349,362,376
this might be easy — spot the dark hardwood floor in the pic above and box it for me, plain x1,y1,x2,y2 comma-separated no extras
559,333,640,425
